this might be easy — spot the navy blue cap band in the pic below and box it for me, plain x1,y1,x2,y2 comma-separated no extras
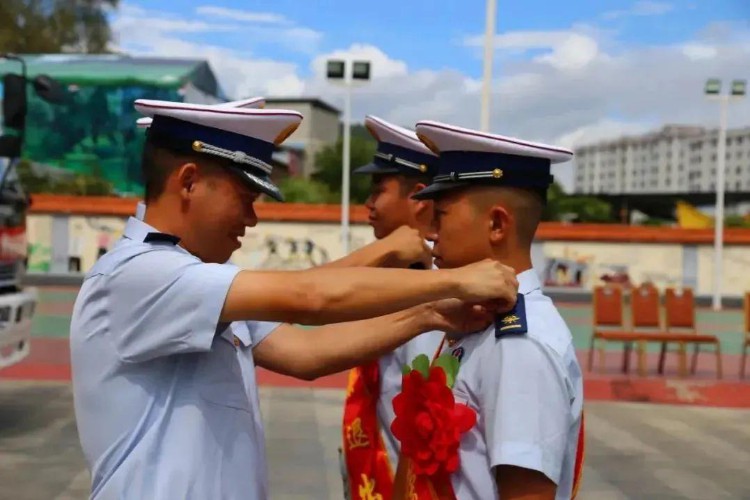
435,151,553,188
372,142,437,175
149,115,275,163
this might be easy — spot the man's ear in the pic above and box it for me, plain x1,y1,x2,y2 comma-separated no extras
410,182,433,216
175,162,199,200
488,204,512,245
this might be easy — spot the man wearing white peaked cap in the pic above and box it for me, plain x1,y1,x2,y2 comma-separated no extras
135,96,267,130
134,104,434,275
340,115,445,499
134,96,267,219
69,98,521,500
391,120,584,500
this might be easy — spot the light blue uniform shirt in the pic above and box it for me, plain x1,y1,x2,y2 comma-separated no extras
70,216,280,499
376,240,444,467
445,269,583,499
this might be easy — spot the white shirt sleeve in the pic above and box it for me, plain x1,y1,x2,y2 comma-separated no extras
246,321,282,346
480,336,572,485
107,250,241,363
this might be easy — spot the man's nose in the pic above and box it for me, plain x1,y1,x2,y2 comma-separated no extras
245,206,258,227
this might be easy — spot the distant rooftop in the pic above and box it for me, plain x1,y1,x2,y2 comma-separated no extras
264,97,341,115
0,54,225,99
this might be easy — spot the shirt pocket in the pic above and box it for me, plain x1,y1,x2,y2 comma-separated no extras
195,331,251,413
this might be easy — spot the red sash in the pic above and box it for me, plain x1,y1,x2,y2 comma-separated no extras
341,360,394,499
572,412,585,499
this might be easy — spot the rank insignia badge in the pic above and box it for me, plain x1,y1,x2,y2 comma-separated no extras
495,294,528,338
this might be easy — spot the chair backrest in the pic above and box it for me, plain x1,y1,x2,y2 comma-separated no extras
664,287,696,331
631,282,661,329
593,285,623,327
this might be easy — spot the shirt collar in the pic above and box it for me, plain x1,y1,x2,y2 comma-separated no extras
135,201,146,220
123,217,188,254
517,268,542,295
123,216,155,243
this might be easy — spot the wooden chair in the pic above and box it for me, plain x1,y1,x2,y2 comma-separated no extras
590,283,662,376
741,292,750,379
658,287,722,379
588,284,625,372
628,282,663,375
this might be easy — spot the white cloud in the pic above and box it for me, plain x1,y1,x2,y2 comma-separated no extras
112,3,750,192
112,3,322,56
114,4,237,34
309,44,408,81
195,5,288,24
304,23,750,190
682,43,718,60
555,120,654,150
111,4,305,98
464,30,601,70
603,1,674,20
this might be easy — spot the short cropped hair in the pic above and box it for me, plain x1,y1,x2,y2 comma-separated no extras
140,130,228,202
399,173,434,196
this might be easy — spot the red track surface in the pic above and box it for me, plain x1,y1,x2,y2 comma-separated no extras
3,338,749,408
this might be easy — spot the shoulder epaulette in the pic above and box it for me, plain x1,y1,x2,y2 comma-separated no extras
495,294,528,338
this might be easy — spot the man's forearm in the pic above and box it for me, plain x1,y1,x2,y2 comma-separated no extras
287,266,461,325
317,238,391,269
254,305,436,380
222,267,461,324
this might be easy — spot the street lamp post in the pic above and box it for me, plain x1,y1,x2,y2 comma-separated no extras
326,59,371,255
704,78,746,311
480,0,497,132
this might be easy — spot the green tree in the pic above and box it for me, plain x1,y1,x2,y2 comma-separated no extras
541,181,565,221
16,159,114,195
312,132,377,204
557,196,614,223
541,181,615,223
0,0,119,54
277,177,337,204
725,214,750,228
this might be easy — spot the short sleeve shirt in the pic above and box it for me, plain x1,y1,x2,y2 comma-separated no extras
445,269,584,499
70,217,280,500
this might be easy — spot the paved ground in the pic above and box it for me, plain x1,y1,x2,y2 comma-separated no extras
2,380,750,500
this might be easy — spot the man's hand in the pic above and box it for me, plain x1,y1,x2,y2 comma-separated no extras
380,226,432,268
450,259,518,309
423,299,496,335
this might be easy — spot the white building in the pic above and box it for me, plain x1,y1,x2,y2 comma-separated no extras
574,125,750,195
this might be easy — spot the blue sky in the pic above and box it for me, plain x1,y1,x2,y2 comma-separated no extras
112,1,750,190
114,0,748,78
